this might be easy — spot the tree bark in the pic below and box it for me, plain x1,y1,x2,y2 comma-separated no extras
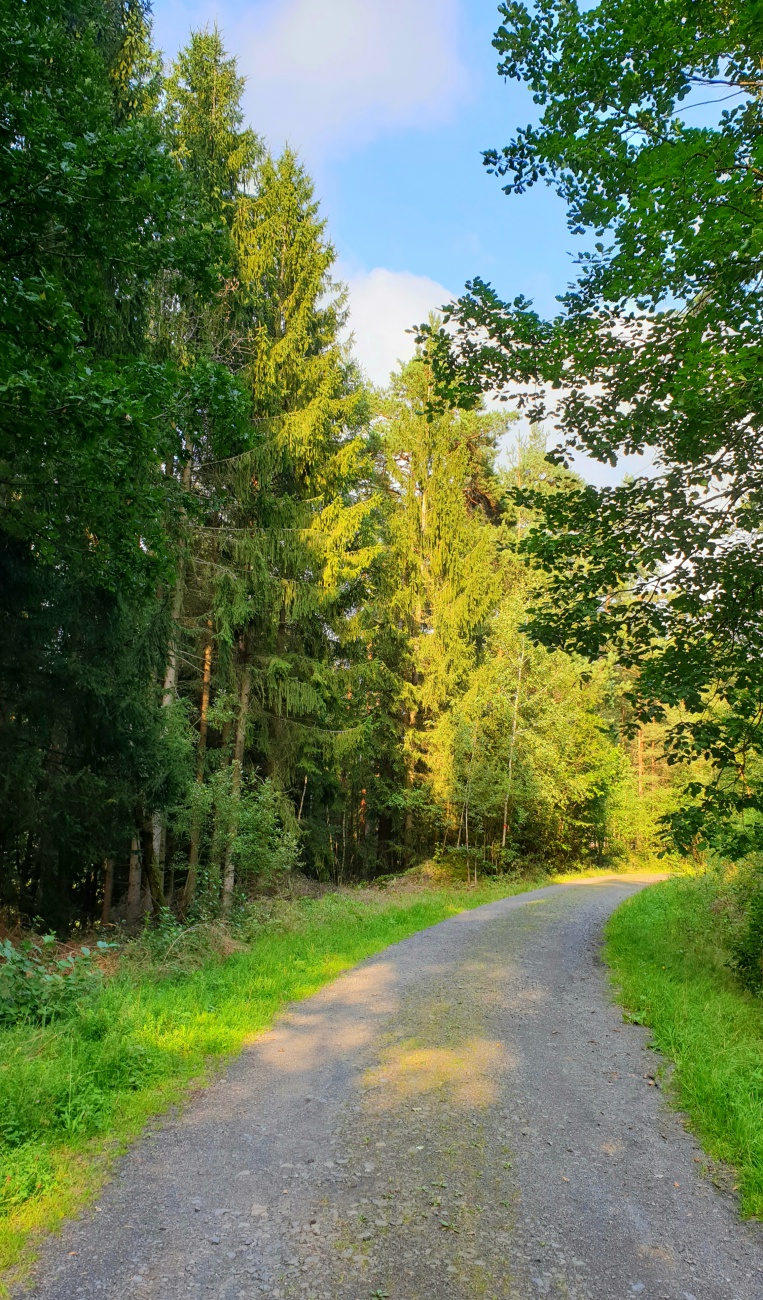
182,625,214,916
403,704,417,867
161,460,193,706
151,461,193,888
140,815,166,911
152,817,165,893
297,773,308,822
126,836,142,924
101,857,114,925
265,602,288,782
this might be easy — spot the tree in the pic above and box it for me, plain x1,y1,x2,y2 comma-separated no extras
0,0,176,923
0,4,248,925
427,431,627,873
421,0,763,855
373,353,511,863
223,149,378,896
160,115,378,907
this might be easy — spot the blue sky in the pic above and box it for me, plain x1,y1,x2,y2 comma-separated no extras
151,1,574,381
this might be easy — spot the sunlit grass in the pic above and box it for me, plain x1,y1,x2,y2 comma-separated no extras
553,862,673,883
0,877,539,1290
606,876,763,1218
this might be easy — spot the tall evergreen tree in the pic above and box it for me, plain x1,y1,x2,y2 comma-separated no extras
213,150,376,901
157,57,378,907
0,0,187,923
373,354,509,862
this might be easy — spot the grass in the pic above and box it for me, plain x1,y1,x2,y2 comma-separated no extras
0,872,548,1290
605,874,763,1217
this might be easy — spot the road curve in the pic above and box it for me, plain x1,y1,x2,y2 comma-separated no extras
17,877,763,1300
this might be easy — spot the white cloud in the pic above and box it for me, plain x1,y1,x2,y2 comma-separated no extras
343,267,453,387
231,0,468,157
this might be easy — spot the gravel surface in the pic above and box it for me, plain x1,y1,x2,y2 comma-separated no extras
17,878,763,1300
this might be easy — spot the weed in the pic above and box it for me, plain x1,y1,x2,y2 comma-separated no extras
0,937,113,1027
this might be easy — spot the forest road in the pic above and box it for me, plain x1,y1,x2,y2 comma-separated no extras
19,877,763,1300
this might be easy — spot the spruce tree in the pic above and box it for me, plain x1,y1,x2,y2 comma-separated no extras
211,149,376,902
375,353,509,862
0,0,195,923
154,99,378,906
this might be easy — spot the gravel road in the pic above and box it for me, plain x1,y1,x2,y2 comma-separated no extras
18,877,763,1300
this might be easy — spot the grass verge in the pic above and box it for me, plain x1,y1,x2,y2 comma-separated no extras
605,875,763,1218
0,874,544,1290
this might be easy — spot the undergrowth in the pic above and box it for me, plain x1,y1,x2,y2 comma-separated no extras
606,874,763,1218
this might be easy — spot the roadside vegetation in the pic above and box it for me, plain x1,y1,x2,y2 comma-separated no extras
607,872,763,1218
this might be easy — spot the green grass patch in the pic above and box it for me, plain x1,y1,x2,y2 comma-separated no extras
0,876,541,1289
606,875,763,1217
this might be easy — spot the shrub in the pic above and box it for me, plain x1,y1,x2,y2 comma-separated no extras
729,885,763,992
0,937,112,1027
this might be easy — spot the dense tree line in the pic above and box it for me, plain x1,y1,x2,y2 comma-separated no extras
0,4,656,929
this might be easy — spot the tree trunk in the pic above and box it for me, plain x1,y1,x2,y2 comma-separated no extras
376,809,392,870
165,827,176,906
161,460,193,705
153,477,193,895
152,816,165,894
182,625,214,916
140,815,166,911
221,652,253,917
459,728,478,857
297,773,308,822
403,705,417,867
101,857,114,925
126,836,142,924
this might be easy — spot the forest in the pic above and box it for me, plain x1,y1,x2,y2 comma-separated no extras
3,0,763,1280
0,0,682,933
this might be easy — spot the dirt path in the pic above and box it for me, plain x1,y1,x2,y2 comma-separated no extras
18,878,763,1300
